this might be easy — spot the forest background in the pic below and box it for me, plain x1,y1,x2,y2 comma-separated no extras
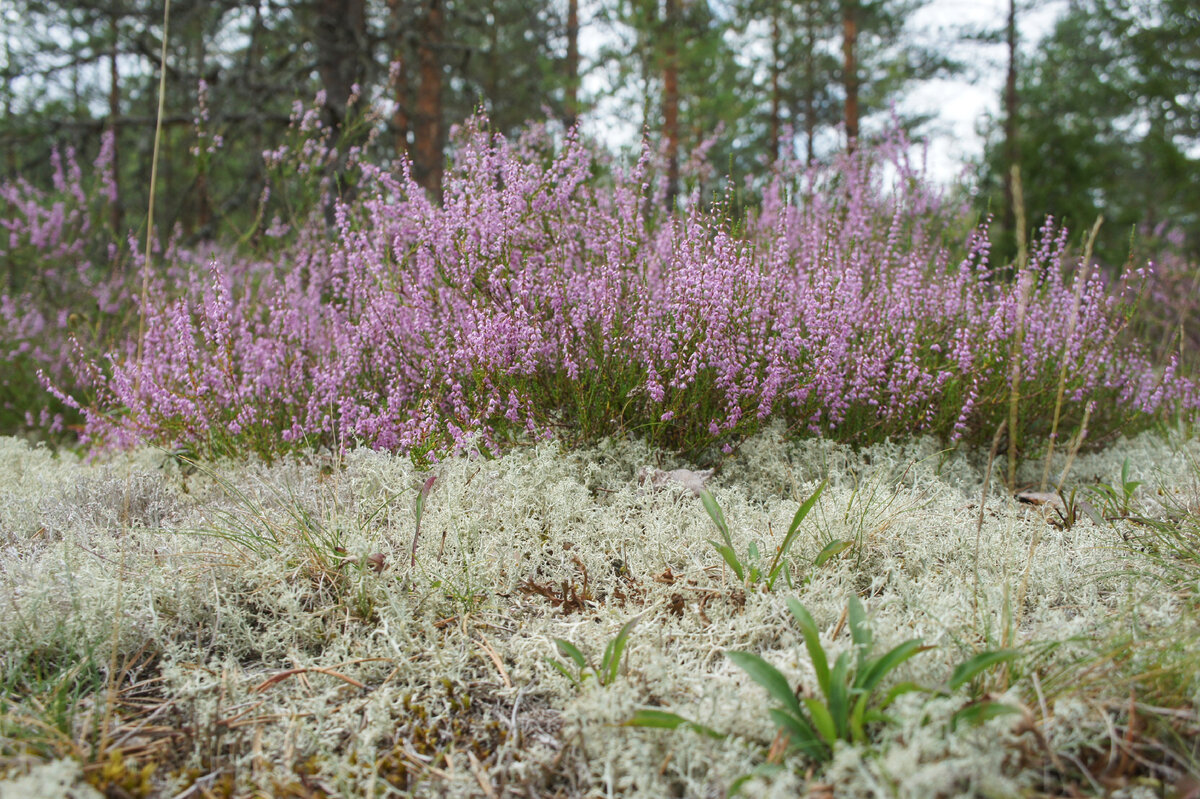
3,0,1197,265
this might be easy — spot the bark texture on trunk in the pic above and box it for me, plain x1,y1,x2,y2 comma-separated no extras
841,0,859,149
1003,0,1019,253
108,12,123,234
414,0,444,199
662,0,680,210
769,9,781,164
565,0,580,129
388,0,410,159
314,0,367,127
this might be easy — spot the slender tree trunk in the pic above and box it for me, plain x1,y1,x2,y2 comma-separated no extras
662,0,681,210
1003,0,1019,255
314,0,366,127
414,0,444,199
841,0,859,149
565,0,580,129
195,48,212,236
108,12,123,234
769,7,781,164
389,0,410,158
803,0,816,164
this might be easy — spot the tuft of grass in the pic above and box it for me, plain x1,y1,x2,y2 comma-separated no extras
699,480,830,590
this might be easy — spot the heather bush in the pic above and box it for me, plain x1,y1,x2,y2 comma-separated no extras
52,115,1197,461
0,133,132,438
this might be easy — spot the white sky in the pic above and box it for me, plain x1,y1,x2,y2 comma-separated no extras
579,0,1068,183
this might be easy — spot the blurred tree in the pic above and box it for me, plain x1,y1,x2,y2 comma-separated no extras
597,0,750,206
729,0,841,164
980,0,1200,265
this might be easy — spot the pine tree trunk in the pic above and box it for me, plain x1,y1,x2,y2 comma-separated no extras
841,0,859,149
804,0,816,164
108,12,123,234
314,0,366,127
769,8,781,164
662,0,681,210
1003,0,1019,256
389,0,410,159
565,0,580,129
414,0,444,199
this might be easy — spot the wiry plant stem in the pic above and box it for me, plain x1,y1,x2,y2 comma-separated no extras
1041,216,1102,492
1007,165,1029,494
136,0,171,384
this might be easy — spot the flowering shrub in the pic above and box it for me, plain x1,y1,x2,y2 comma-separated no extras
33,116,1200,461
0,133,132,436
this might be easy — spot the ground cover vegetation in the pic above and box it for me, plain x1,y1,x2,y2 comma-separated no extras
2,0,1199,795
1,103,1198,796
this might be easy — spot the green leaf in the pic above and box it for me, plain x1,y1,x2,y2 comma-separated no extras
948,649,1021,692
766,481,827,584
708,540,746,582
802,697,838,746
552,638,588,670
729,764,785,797
726,651,804,719
850,693,869,743
814,539,853,567
880,680,926,709
767,708,828,762
786,598,831,699
601,614,642,685
847,595,872,672
700,489,733,548
545,658,581,687
857,639,927,693
950,701,1023,731
623,709,726,739
827,651,852,739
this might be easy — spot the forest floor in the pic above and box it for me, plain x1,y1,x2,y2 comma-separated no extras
1,425,1198,798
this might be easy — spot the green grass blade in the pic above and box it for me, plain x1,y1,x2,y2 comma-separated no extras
813,539,853,567
827,651,852,738
857,639,927,693
786,598,831,698
729,765,785,797
950,701,1023,731
602,614,642,684
545,658,581,688
700,489,733,549
850,692,869,743
847,595,872,673
767,481,827,586
553,639,588,670
623,709,727,739
726,651,804,719
880,680,926,709
948,649,1021,692
767,708,828,762
802,697,838,746
708,541,746,582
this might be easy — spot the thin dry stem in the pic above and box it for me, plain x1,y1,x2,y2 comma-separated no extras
1058,402,1093,490
1041,216,1103,492
135,0,171,382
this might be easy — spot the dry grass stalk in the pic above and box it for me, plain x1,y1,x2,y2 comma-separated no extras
1041,215,1103,492
1008,164,1029,494
135,0,172,381
1058,402,1093,490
